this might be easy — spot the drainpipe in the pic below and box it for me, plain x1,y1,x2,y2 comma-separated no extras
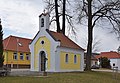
6,51,8,68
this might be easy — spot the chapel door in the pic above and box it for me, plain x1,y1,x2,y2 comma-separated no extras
41,51,46,71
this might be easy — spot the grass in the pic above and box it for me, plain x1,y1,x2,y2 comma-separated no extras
0,71,120,83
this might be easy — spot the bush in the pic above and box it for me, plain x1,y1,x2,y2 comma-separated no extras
100,57,111,69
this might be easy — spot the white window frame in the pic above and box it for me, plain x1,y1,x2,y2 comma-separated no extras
13,52,17,60
20,53,24,60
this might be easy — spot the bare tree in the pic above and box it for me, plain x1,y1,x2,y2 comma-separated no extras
44,0,76,36
55,0,61,33
82,36,101,53
92,37,101,53
75,0,120,71
62,0,66,34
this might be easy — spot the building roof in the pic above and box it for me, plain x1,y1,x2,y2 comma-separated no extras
3,35,32,53
95,51,120,59
84,53,99,61
47,30,85,50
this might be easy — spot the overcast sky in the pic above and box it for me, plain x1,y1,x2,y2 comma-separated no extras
0,0,119,52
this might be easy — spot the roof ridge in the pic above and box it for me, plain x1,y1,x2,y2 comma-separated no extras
30,31,40,44
9,35,32,40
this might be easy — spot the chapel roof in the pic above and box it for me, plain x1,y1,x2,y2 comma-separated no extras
3,35,32,53
47,30,84,50
39,13,49,17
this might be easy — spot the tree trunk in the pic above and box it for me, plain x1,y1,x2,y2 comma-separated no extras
55,0,61,33
85,0,93,71
62,0,66,35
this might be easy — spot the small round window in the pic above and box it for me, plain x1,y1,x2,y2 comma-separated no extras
41,40,44,44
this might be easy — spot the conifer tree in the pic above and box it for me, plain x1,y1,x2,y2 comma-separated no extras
0,19,4,67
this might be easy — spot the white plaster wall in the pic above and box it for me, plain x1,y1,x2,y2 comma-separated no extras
29,44,34,71
91,61,96,66
110,59,118,69
54,47,60,72
110,59,120,70
117,59,120,70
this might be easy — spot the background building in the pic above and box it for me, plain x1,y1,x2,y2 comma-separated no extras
3,35,31,68
96,51,120,70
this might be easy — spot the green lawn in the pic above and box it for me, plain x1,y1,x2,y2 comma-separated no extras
0,71,120,83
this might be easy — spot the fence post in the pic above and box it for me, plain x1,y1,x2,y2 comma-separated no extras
112,66,118,79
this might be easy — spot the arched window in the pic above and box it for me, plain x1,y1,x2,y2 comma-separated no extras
41,18,44,27
74,55,77,63
65,54,68,63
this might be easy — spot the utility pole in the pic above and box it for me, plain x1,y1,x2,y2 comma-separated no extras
16,38,19,69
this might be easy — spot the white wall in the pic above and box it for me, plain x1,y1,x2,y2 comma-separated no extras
117,59,120,70
110,59,120,70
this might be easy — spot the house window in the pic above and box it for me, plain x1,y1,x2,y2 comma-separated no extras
41,18,44,27
20,53,24,60
13,52,17,60
65,54,68,63
26,54,30,60
74,55,77,63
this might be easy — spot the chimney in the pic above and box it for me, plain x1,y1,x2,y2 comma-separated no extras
117,46,120,53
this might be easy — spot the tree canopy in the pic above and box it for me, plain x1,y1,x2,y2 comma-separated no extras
100,57,111,69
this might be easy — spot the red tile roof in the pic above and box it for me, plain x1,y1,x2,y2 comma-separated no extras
47,30,84,50
95,51,120,59
3,35,32,53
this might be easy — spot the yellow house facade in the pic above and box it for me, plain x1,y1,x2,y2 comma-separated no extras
3,35,31,68
30,13,85,72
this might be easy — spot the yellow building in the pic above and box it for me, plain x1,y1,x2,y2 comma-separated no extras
3,35,32,68
30,13,85,72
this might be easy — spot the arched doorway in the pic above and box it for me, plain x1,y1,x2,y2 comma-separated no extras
39,51,47,71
